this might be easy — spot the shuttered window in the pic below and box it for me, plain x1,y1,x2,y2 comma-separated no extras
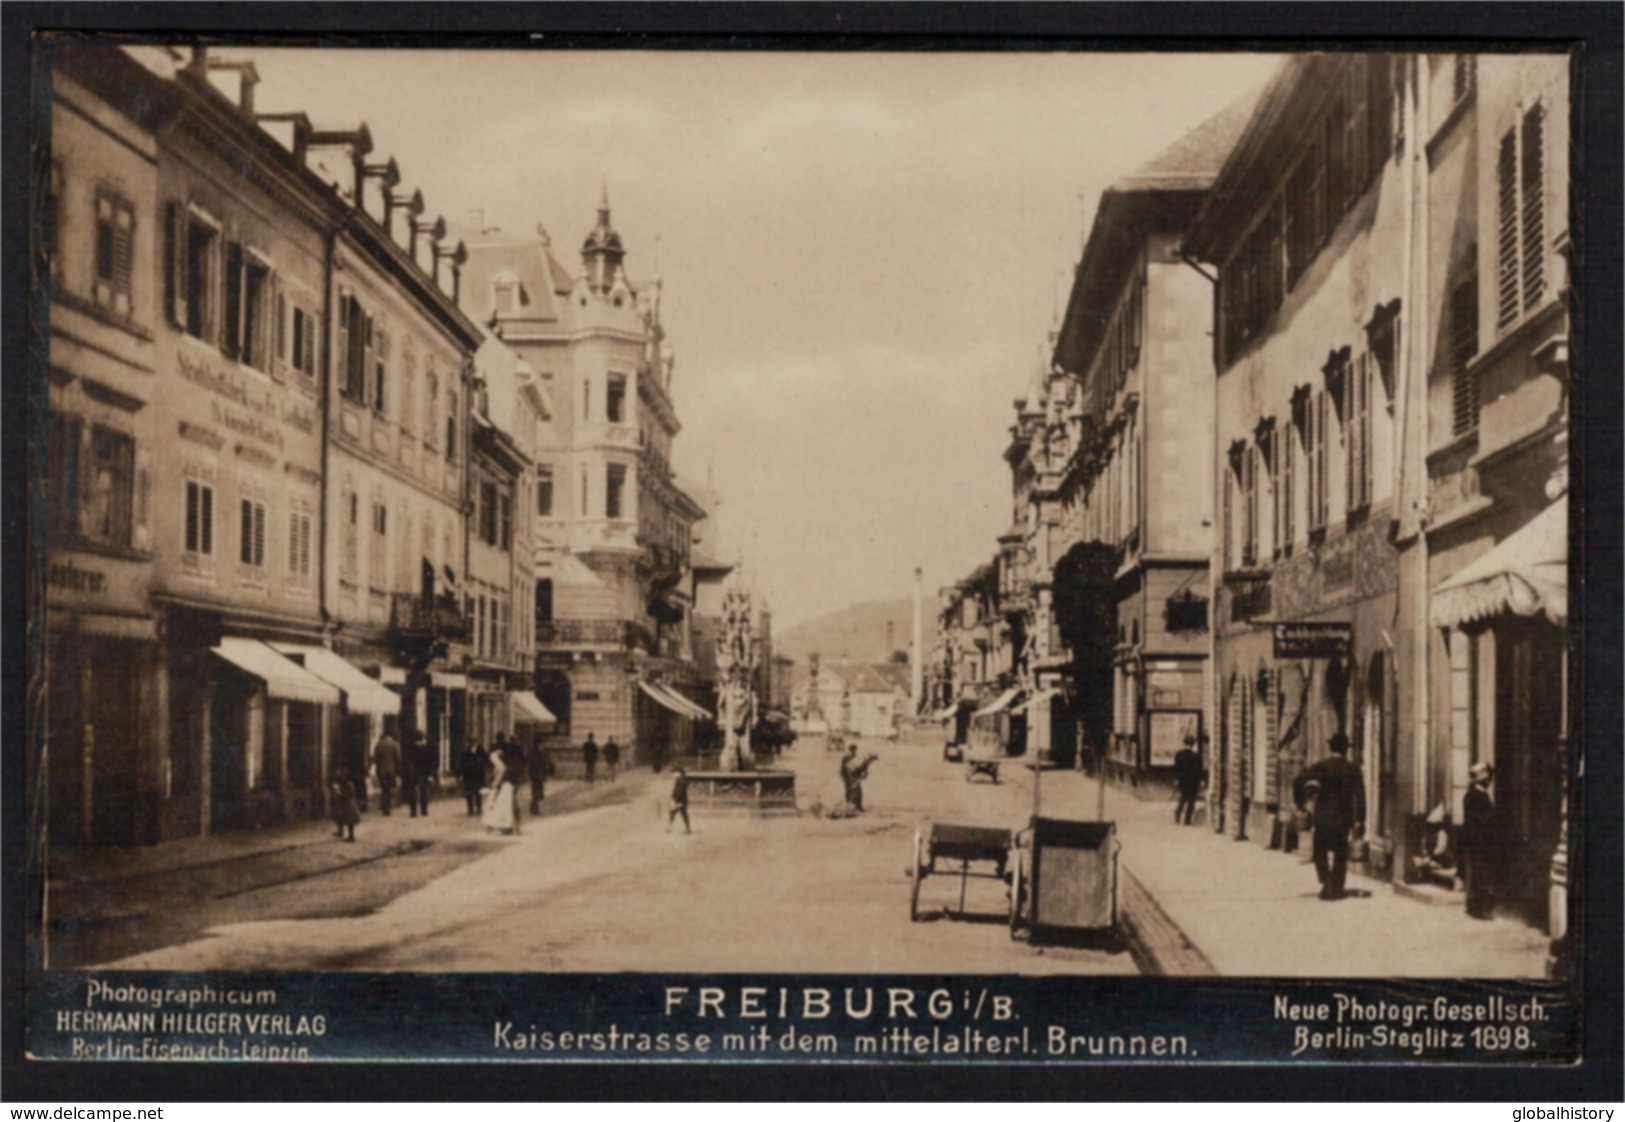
239,498,266,567
1449,269,1481,435
1497,102,1547,329
185,479,214,556
1346,352,1372,512
93,189,135,317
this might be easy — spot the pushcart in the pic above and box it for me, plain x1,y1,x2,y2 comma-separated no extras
907,821,1013,922
1006,817,1119,938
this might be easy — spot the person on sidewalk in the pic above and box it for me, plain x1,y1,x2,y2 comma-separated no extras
371,730,402,816
403,731,435,818
330,769,359,843
1173,735,1205,826
459,741,489,817
1293,732,1366,900
581,733,599,784
1459,762,1499,919
667,767,691,834
527,741,555,814
840,742,876,814
603,736,621,781
483,740,521,836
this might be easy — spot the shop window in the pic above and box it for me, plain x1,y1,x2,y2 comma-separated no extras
1496,102,1546,329
93,188,136,318
238,498,267,567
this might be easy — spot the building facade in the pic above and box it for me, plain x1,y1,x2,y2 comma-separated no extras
460,199,707,773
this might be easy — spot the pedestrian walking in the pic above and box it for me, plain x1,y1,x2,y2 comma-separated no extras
581,733,599,784
403,731,435,817
371,730,402,816
527,741,555,814
603,736,621,781
483,739,521,835
1173,734,1205,826
330,768,359,842
459,741,490,816
666,767,691,834
1460,762,1499,920
1292,732,1367,901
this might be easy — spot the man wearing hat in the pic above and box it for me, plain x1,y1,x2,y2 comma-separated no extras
1459,762,1498,919
1292,732,1367,900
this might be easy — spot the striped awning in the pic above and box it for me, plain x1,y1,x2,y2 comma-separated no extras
270,643,400,717
973,687,1023,718
1011,688,1059,715
511,691,558,725
640,680,697,720
1432,501,1567,629
212,638,340,706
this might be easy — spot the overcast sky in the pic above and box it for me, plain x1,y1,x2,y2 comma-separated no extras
242,47,1280,629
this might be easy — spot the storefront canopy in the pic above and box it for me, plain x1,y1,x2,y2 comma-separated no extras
973,687,1023,719
1011,688,1059,715
1432,501,1568,629
640,680,698,720
212,638,340,706
658,683,713,721
270,643,400,717
511,691,558,725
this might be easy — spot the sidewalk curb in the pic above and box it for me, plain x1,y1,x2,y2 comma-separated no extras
1118,866,1218,977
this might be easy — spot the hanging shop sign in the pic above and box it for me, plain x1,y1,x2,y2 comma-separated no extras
1273,621,1353,659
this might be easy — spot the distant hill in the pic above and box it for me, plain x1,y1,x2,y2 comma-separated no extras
775,595,940,668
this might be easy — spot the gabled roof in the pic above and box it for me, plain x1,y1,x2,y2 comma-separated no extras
1116,84,1264,192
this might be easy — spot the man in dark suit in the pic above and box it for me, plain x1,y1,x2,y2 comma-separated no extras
1293,732,1367,900
1172,734,1205,826
1459,761,1498,919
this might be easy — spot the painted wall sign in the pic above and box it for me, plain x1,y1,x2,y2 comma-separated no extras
1273,621,1353,659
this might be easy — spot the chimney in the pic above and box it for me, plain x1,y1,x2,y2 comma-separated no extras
912,567,924,713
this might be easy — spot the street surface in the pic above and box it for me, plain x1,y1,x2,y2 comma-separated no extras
82,730,1137,975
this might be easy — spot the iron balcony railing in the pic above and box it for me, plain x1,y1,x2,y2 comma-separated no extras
535,618,632,646
389,593,470,641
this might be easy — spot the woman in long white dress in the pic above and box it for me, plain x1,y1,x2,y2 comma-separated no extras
482,744,519,835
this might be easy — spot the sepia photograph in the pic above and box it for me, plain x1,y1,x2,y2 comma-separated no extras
17,10,1612,1087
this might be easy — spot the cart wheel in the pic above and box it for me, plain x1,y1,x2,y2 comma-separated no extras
909,830,924,922
1008,850,1025,939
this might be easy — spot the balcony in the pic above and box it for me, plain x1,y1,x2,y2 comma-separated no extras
536,618,631,647
389,593,470,642
1222,570,1272,623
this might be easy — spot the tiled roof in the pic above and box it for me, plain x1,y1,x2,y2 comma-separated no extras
1115,83,1266,193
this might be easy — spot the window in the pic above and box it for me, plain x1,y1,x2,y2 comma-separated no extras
340,487,358,580
535,578,553,624
369,501,388,589
236,254,272,369
1496,102,1547,328
339,295,370,403
1346,352,1373,513
169,205,219,341
185,478,214,556
239,498,267,566
288,501,313,581
373,326,389,415
499,489,512,551
582,379,592,422
1450,270,1481,435
537,464,554,516
79,426,135,548
1240,446,1258,568
606,464,626,519
425,371,439,449
606,373,627,423
580,466,589,516
93,189,136,317
400,339,417,433
50,422,139,549
284,303,318,379
1305,390,1330,536
478,478,499,546
1272,425,1294,558
1452,54,1477,103
445,393,457,460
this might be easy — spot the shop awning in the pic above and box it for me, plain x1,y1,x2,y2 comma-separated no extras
933,706,959,722
212,637,340,706
270,643,400,717
973,687,1023,718
1011,688,1059,715
1432,501,1568,629
377,666,407,686
511,691,558,725
640,680,698,720
653,682,712,721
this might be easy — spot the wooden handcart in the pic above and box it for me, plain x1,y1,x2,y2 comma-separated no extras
964,756,1001,783
1007,817,1120,938
908,822,1013,922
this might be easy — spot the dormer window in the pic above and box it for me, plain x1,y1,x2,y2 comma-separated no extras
492,272,523,315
